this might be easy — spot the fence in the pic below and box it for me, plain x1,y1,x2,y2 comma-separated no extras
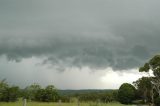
22,99,102,106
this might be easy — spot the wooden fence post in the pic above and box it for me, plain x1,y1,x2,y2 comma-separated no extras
77,99,80,106
58,99,61,106
23,99,27,106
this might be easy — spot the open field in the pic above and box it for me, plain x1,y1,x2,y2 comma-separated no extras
0,102,134,106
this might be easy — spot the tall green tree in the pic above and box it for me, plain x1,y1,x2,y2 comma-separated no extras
0,80,19,102
139,55,160,96
139,55,160,106
133,77,152,103
118,83,136,104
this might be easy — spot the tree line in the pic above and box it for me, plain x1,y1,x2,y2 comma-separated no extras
73,90,118,103
0,80,118,103
0,81,59,102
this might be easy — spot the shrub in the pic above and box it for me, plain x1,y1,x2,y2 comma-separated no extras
118,83,136,104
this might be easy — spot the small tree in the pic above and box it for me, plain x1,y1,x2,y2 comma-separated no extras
118,83,136,104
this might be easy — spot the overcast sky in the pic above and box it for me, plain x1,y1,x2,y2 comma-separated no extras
0,0,160,89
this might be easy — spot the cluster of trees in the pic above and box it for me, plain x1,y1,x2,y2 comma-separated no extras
0,81,59,102
22,84,59,102
0,80,119,103
117,55,160,106
0,79,19,102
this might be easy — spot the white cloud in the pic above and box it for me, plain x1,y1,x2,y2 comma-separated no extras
100,68,147,89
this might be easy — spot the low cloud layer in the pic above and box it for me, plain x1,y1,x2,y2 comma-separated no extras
0,56,144,89
0,0,160,71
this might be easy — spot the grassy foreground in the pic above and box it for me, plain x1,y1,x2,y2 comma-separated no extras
0,101,133,106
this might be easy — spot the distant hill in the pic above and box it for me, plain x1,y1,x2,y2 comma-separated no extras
57,89,117,96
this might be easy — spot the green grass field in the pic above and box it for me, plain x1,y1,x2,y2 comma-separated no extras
0,102,133,106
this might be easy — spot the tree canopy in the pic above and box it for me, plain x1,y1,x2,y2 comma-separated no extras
138,54,160,106
118,83,136,104
0,79,19,102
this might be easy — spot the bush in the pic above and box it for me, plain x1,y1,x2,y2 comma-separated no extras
154,97,160,106
59,96,70,102
118,83,136,104
132,100,144,104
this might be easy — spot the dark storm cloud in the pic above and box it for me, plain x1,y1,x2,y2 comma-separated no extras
0,0,160,70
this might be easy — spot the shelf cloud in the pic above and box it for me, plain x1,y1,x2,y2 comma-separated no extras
0,0,160,71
